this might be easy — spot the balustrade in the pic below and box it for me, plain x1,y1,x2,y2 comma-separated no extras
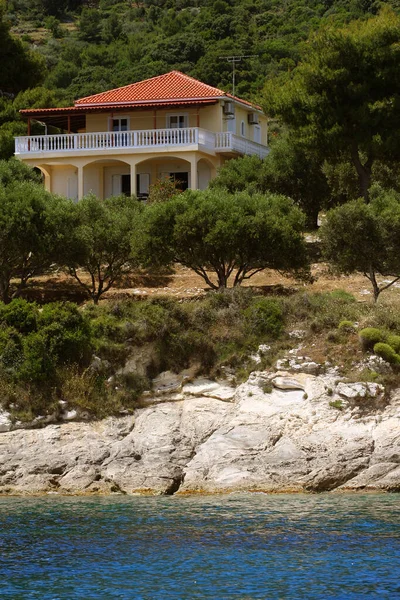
15,127,268,158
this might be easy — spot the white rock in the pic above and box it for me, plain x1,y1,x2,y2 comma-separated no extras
336,382,384,400
289,329,307,339
276,359,290,370
182,378,235,401
363,355,392,375
1,370,400,496
297,361,320,375
272,376,305,391
258,344,271,354
250,353,262,364
152,370,183,394
62,410,78,421
0,410,11,432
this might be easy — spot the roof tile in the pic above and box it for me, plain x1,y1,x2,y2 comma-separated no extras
74,70,260,109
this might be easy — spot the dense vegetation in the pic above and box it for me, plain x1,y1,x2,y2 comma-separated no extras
2,2,400,421
3,287,400,423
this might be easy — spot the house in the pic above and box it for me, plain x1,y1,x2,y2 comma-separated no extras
15,71,269,201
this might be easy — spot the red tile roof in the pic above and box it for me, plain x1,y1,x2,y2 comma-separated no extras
74,70,262,110
20,99,217,117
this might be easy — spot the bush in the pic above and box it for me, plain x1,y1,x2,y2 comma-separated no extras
0,302,94,385
0,327,23,372
386,334,400,354
373,342,400,365
338,320,356,333
0,299,38,333
359,327,386,351
244,298,284,338
329,290,356,303
158,329,216,372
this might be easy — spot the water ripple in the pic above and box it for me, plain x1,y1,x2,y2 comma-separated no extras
0,493,399,599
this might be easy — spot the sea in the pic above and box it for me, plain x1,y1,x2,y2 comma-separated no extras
0,493,399,599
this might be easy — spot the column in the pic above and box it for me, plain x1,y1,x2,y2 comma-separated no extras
77,165,84,200
130,162,137,197
190,156,198,190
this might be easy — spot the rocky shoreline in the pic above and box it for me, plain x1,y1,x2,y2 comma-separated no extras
1,365,400,496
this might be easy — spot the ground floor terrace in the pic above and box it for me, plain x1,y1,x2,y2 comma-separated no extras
22,152,220,201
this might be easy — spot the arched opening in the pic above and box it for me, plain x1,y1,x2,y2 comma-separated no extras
83,158,131,200
136,156,192,199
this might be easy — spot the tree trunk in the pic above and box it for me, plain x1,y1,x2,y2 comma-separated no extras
305,206,320,230
0,277,11,304
368,266,381,303
351,146,373,203
217,269,229,288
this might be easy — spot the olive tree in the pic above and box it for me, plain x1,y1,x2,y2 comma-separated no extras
320,190,400,302
0,180,74,303
138,189,310,289
63,194,141,304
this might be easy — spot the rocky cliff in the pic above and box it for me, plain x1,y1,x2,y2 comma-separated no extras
1,367,400,495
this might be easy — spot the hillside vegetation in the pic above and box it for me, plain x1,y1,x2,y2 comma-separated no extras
2,1,400,422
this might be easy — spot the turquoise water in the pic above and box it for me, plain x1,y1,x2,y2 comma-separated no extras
0,493,399,599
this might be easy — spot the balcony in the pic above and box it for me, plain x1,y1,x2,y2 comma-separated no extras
15,128,269,159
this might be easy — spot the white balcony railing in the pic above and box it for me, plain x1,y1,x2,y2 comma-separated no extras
15,127,269,158
15,127,201,154
215,132,269,159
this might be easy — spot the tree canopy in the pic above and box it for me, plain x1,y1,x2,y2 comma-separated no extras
0,174,74,303
320,188,400,301
211,135,331,228
62,194,141,304
138,189,310,289
264,9,400,202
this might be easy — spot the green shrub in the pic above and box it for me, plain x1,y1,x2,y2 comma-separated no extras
329,290,356,303
338,320,355,333
158,330,216,371
387,334,400,354
244,298,283,338
329,399,344,410
91,313,124,341
0,299,38,334
0,302,94,385
359,327,386,350
0,327,23,372
373,342,400,365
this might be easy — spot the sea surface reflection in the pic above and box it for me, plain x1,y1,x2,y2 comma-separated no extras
0,493,399,599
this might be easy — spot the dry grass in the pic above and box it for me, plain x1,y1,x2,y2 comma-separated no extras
19,262,400,306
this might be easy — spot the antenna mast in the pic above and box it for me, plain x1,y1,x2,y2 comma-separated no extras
219,55,257,97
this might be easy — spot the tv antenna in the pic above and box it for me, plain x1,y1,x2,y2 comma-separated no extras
219,55,258,97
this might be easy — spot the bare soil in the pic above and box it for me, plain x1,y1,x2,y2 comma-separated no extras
20,263,400,305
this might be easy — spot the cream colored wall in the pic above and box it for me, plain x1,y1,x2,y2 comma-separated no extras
85,114,109,132
198,104,222,132
222,103,268,145
198,160,212,190
83,163,102,197
51,165,77,199
85,105,223,133
235,105,248,138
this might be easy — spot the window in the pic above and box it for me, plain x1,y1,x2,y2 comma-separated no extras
241,121,245,137
111,117,129,131
253,125,261,144
167,114,188,129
